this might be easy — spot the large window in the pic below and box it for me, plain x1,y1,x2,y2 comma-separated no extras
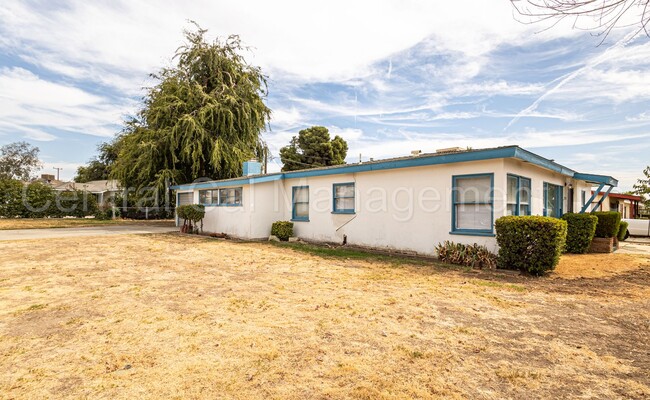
451,174,494,235
198,187,242,206
199,189,218,205
507,174,531,216
543,183,563,218
218,187,242,206
292,186,309,221
333,183,355,213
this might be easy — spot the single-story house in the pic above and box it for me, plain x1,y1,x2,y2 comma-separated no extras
589,191,643,219
171,145,617,255
51,179,121,207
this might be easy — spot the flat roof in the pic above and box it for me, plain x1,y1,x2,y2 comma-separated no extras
171,145,618,191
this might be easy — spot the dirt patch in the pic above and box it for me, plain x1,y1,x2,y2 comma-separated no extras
552,253,650,279
0,234,648,399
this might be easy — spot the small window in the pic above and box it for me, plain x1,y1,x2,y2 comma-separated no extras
292,186,309,221
506,174,531,216
452,174,494,234
581,190,586,206
333,183,355,213
543,183,563,218
218,187,242,206
198,190,218,205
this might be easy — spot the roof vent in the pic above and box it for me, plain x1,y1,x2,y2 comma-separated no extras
435,147,464,154
410,150,422,157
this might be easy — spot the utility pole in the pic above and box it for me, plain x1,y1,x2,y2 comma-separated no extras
53,167,63,180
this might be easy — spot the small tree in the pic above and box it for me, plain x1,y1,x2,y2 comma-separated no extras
0,142,42,181
0,179,25,218
279,126,348,172
633,166,650,209
176,204,206,233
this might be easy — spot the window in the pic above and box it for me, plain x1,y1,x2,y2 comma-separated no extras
218,187,242,206
543,183,563,218
506,174,531,216
292,186,309,221
198,188,242,206
199,190,218,205
451,174,494,235
333,183,355,213
581,190,586,206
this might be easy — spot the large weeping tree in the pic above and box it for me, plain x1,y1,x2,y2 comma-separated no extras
111,25,271,196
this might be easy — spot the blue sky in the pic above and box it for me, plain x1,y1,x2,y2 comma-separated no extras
0,1,648,190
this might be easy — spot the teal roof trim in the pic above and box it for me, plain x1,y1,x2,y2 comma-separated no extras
170,145,617,190
572,173,618,186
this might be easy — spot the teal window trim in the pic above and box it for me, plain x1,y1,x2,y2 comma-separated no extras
217,187,243,207
332,182,355,214
200,187,243,207
543,182,563,217
507,174,532,216
292,186,309,222
581,190,586,206
451,173,494,235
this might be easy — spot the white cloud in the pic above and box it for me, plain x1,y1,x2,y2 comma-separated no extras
0,67,134,139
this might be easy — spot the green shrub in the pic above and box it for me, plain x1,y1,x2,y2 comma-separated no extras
591,211,621,238
0,179,25,218
435,241,497,269
54,190,99,218
176,204,205,233
22,181,55,218
617,221,629,241
495,216,567,275
561,213,598,254
271,221,293,241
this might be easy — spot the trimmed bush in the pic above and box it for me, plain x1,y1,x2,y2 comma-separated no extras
617,221,629,241
591,211,621,238
271,221,293,241
495,216,567,275
434,241,497,269
176,204,205,233
561,213,598,254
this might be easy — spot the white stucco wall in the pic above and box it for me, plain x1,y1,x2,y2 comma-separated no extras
184,157,604,256
282,159,506,255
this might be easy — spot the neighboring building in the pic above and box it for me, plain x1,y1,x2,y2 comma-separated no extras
589,191,643,219
171,146,618,255
50,179,121,207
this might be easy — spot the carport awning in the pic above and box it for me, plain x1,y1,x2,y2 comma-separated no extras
573,173,618,187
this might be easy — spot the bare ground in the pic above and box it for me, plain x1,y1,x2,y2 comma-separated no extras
0,234,648,399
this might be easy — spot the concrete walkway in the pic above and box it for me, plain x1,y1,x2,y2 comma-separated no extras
0,225,177,241
617,239,650,255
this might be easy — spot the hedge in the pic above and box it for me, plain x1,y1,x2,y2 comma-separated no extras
271,221,293,241
617,221,629,241
561,213,598,254
495,216,567,275
591,211,621,238
0,179,99,218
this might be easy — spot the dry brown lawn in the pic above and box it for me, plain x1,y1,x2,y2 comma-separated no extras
0,234,648,399
0,218,174,230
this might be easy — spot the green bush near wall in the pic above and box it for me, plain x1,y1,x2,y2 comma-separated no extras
495,216,567,275
617,221,629,241
591,211,621,238
561,213,598,254
271,221,294,241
